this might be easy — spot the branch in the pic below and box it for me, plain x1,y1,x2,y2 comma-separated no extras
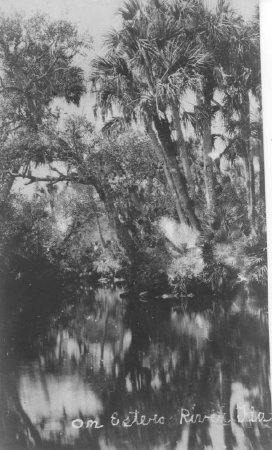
8,171,72,185
49,165,67,177
8,170,96,187
34,39,57,64
211,98,223,108
33,57,58,81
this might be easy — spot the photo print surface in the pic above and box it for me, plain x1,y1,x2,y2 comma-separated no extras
0,0,270,449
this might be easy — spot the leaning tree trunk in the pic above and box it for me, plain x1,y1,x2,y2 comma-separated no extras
197,89,216,216
96,215,107,249
152,115,201,231
92,179,138,260
145,120,187,224
202,112,216,215
241,92,255,229
171,101,196,200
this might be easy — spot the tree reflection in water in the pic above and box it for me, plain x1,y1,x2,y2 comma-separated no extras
0,287,271,449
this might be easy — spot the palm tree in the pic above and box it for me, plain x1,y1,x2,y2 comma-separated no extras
92,0,252,231
180,0,243,217
91,0,209,231
222,13,261,230
169,0,259,229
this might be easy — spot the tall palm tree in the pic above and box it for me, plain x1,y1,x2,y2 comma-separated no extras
92,0,250,230
167,0,258,229
91,0,209,231
222,13,261,229
180,0,243,217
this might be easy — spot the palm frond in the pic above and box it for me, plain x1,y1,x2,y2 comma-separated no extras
118,0,142,21
103,28,123,51
91,54,133,81
220,136,246,162
101,116,128,138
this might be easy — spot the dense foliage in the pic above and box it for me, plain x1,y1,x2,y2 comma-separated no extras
0,0,266,301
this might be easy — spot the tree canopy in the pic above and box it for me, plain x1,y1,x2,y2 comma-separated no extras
0,0,266,293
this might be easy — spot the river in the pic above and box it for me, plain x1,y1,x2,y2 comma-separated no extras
0,284,271,449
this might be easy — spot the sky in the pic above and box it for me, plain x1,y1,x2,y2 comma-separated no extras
0,0,260,119
0,0,259,51
0,0,123,48
2,0,262,193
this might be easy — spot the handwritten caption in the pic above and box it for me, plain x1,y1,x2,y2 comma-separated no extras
71,406,272,430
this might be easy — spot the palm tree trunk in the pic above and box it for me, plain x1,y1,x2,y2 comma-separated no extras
258,145,265,203
249,152,256,223
152,115,201,231
242,93,255,229
171,102,195,199
244,156,255,229
202,115,216,214
145,121,187,224
197,90,216,215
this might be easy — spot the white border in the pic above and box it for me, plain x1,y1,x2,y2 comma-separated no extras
260,0,272,389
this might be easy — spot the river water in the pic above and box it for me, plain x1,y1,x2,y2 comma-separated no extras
0,285,271,449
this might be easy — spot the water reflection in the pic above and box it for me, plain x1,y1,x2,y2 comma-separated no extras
0,287,271,449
